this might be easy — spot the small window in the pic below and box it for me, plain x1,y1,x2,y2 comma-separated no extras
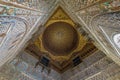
73,56,82,66
40,56,50,67
113,33,120,48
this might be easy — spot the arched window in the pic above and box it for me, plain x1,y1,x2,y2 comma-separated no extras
113,33,120,48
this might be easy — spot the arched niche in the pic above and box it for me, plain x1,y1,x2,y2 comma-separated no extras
90,11,120,65
0,16,28,67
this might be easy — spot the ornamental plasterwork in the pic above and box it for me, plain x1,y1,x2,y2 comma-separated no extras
90,11,120,64
0,52,60,80
0,0,120,74
0,16,28,65
0,0,58,67
63,0,102,12
91,11,120,33
0,16,27,47
74,0,120,26
1,0,56,12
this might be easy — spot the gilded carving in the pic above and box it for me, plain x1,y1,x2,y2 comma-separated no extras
34,7,87,61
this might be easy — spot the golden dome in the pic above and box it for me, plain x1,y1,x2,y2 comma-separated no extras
42,22,79,56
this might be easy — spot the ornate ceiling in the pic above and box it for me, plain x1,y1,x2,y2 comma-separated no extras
0,0,120,74
26,6,97,73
